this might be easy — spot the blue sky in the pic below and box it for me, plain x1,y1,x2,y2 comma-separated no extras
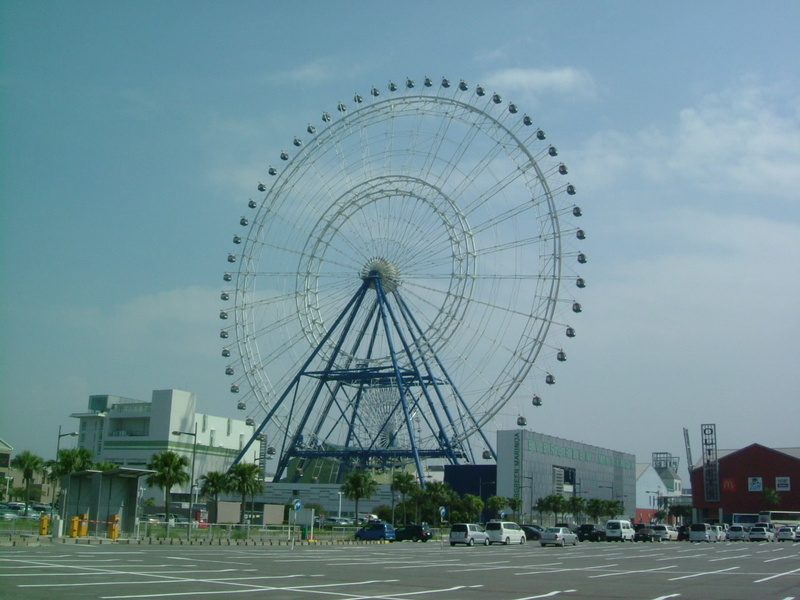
2,1,798,482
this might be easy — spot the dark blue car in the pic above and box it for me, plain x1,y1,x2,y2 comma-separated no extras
355,521,396,541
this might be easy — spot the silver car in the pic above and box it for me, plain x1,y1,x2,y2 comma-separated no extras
540,526,578,547
449,523,489,546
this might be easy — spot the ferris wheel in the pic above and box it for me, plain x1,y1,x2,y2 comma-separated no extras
220,76,586,484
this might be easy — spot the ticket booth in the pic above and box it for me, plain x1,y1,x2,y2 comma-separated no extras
63,468,153,538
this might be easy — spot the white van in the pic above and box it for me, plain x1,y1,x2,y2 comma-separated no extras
605,519,635,542
689,522,718,542
485,521,526,545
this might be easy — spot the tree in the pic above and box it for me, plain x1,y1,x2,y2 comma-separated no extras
391,471,418,524
45,447,94,512
10,451,45,516
227,463,263,524
341,470,378,523
55,447,94,475
420,481,456,524
586,498,606,523
605,499,624,519
199,471,231,523
566,496,586,522
93,461,119,471
539,494,567,523
486,495,508,519
507,496,523,521
461,494,484,523
762,488,781,510
146,451,190,534
668,504,692,524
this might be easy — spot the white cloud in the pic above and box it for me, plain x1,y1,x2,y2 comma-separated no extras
266,57,354,87
578,81,800,202
481,67,598,101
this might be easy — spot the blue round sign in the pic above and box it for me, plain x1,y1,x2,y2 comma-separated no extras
292,499,303,511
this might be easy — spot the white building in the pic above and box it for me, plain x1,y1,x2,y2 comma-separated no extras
70,389,256,500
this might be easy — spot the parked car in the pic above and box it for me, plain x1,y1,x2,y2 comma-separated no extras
449,523,489,546
775,526,796,542
395,524,432,542
677,525,691,541
727,525,749,541
485,521,526,545
355,521,395,541
326,517,353,526
540,526,578,547
747,525,775,542
0,503,19,521
521,524,545,541
577,523,606,542
651,524,679,541
555,522,579,534
605,519,635,542
689,522,718,542
634,527,660,542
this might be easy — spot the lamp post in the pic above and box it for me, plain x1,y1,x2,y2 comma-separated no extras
171,422,197,536
337,491,343,519
4,476,12,502
522,476,534,524
52,425,78,520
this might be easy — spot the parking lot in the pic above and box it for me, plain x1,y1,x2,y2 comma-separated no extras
0,539,798,600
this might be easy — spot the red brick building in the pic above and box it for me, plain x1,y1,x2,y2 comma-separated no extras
690,444,800,521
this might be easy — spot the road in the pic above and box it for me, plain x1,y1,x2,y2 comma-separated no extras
1,539,798,599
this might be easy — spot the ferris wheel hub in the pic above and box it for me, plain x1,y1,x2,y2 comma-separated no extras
360,257,401,292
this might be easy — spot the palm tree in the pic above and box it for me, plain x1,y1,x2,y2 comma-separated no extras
10,451,45,516
46,447,94,514
146,451,190,534
507,496,523,521
227,463,263,524
586,498,606,523
200,471,232,523
461,493,484,523
566,495,586,522
486,495,508,519
56,447,94,475
341,469,378,523
391,471,418,524
93,461,119,471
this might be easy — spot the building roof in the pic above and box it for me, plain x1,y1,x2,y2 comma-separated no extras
692,444,800,470
0,437,13,452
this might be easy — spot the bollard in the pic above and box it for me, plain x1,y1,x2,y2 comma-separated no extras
69,516,80,538
109,514,121,540
39,514,50,535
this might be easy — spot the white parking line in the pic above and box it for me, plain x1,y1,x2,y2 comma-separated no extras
590,566,676,578
668,566,739,581
764,555,798,562
19,574,316,588
514,590,576,599
754,566,800,583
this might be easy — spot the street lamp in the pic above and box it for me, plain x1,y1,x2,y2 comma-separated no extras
171,422,198,535
53,425,78,520
337,491,343,519
522,476,534,524
4,476,12,502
